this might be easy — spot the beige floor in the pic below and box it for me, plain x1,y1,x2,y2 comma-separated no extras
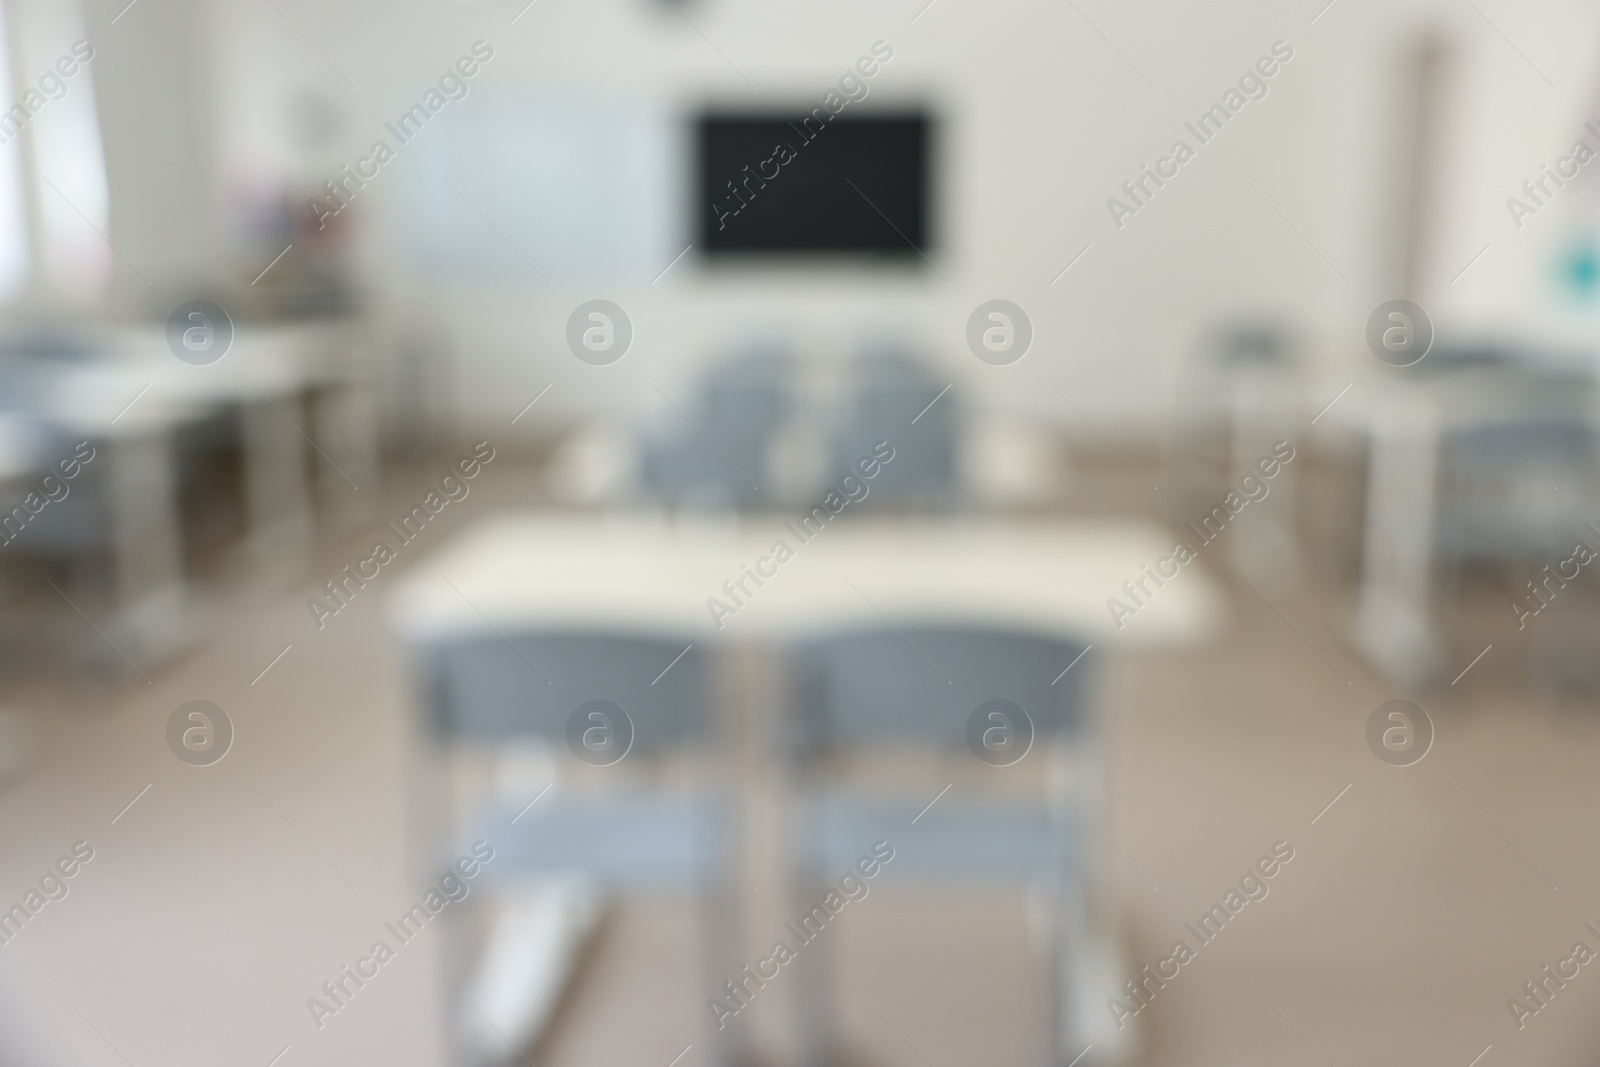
1,454,1598,1067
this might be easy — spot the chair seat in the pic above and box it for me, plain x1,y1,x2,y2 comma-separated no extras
798,791,1077,886
466,793,731,891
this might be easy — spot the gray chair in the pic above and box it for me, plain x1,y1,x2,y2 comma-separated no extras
639,351,793,509
1420,351,1600,565
1419,356,1600,690
786,625,1093,1067
1436,418,1600,562
419,629,741,1063
829,352,959,510
1163,322,1298,498
1165,322,1303,583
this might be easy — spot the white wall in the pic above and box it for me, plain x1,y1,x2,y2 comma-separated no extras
86,0,224,304
177,0,1600,437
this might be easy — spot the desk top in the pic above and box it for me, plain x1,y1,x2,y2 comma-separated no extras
1315,362,1599,437
387,511,1227,647
20,321,357,438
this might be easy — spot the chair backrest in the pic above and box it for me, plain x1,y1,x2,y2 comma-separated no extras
831,353,958,507
1438,419,1600,559
701,349,792,433
421,629,709,752
637,352,793,507
1432,358,1600,561
787,626,1089,761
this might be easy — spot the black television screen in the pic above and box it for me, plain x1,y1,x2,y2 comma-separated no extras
697,112,929,257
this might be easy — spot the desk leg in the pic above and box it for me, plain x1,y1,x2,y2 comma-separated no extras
310,380,378,532
1356,404,1443,685
243,392,315,582
105,428,188,668
1229,370,1302,588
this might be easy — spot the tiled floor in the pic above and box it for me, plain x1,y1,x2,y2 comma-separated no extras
1,455,1598,1067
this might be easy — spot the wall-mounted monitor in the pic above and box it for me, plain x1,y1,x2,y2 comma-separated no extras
696,112,929,258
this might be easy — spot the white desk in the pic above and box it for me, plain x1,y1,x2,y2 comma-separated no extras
1324,362,1599,686
388,512,1226,646
390,511,1221,1064
13,319,372,667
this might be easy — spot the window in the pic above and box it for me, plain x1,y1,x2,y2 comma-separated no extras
0,1,30,299
16,0,110,298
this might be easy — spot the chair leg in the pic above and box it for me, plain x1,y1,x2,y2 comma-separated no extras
794,880,834,1067
1038,883,1066,1067
701,877,744,1067
1043,880,1097,1067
